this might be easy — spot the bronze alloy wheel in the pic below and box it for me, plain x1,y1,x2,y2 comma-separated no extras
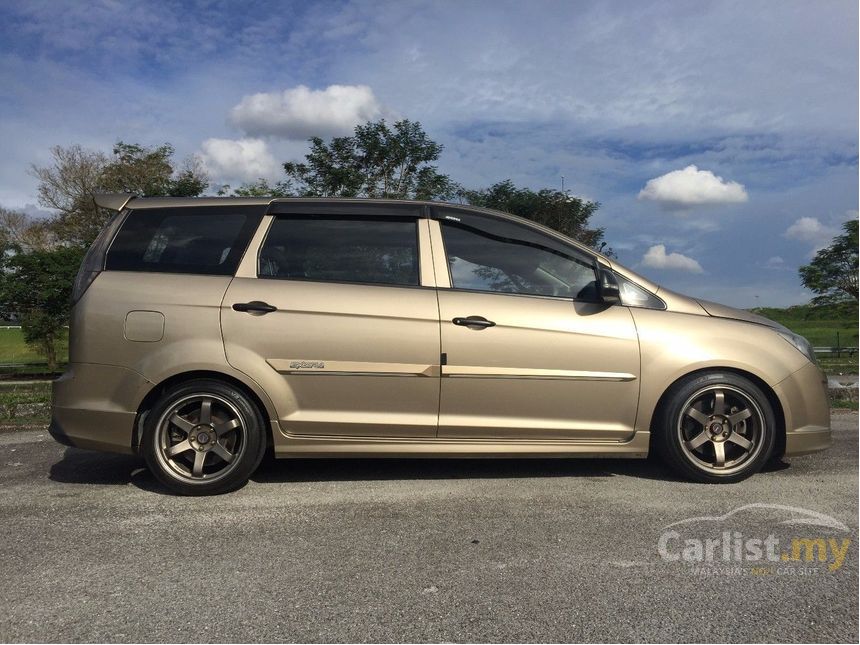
154,393,248,483
142,379,266,495
655,372,777,484
676,385,765,475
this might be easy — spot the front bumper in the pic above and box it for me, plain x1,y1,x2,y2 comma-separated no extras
50,363,153,454
773,361,832,457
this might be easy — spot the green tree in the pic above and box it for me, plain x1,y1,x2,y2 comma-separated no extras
461,180,610,254
30,141,208,246
0,206,55,251
0,245,84,371
223,178,294,197
101,141,208,197
799,220,859,304
29,145,107,246
283,119,456,200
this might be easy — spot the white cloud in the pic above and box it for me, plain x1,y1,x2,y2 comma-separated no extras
784,216,838,249
199,138,280,183
641,244,704,273
764,256,786,269
638,165,748,210
229,84,386,139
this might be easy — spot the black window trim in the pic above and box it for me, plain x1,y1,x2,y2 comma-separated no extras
266,200,426,218
100,208,131,271
256,213,424,289
430,204,597,254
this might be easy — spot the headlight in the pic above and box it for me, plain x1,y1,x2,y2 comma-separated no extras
777,330,818,365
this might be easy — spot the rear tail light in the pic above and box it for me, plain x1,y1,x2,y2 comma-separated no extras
71,210,128,304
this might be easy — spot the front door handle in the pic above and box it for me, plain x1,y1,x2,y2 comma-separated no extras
452,315,496,329
232,301,277,314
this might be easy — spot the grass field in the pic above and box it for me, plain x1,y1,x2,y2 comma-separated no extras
752,306,858,375
753,315,858,348
0,327,68,370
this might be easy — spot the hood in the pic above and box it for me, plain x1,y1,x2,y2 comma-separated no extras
695,299,787,331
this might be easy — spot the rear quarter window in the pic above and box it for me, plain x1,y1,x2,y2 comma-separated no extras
106,206,264,275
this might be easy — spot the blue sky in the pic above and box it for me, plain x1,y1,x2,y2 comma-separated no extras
0,0,856,307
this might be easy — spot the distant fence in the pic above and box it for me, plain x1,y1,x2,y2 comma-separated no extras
814,347,858,357
0,325,67,329
0,362,63,369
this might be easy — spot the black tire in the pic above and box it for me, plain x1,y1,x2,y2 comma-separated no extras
142,379,267,495
653,372,777,484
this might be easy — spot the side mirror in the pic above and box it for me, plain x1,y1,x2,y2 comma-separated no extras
598,269,622,305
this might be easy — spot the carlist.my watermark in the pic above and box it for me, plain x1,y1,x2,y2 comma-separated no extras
656,503,852,575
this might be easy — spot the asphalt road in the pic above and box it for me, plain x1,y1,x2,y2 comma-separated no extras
1,413,857,643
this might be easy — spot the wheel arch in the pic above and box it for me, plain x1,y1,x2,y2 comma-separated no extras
132,369,276,452
648,367,786,458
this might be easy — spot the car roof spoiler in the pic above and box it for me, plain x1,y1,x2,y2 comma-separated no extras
93,193,136,211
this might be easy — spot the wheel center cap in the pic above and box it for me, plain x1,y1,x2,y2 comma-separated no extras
709,422,724,435
197,431,210,444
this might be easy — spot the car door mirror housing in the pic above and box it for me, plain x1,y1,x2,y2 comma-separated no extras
598,269,622,305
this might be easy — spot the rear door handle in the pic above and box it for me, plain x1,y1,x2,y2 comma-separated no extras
232,301,278,314
452,315,496,329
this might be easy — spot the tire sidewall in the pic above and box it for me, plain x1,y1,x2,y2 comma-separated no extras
656,372,777,484
142,379,267,495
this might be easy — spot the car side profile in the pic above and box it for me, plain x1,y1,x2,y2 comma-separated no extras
50,195,831,495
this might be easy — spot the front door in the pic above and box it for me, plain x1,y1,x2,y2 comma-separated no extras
432,209,640,441
222,211,441,438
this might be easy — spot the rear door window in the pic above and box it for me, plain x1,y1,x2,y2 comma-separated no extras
106,206,263,275
259,216,419,286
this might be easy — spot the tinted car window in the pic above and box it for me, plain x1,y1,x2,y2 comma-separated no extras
259,216,419,286
106,206,263,275
439,212,598,299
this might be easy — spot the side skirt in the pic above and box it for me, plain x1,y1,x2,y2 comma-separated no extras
270,423,650,459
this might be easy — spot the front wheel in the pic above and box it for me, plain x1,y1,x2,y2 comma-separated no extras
654,372,777,483
142,379,267,495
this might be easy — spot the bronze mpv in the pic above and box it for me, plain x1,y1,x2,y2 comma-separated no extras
50,195,830,494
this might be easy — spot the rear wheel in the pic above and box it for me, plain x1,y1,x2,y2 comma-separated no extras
654,372,776,483
142,379,266,495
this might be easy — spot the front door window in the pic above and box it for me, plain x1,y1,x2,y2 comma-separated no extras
439,214,598,300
